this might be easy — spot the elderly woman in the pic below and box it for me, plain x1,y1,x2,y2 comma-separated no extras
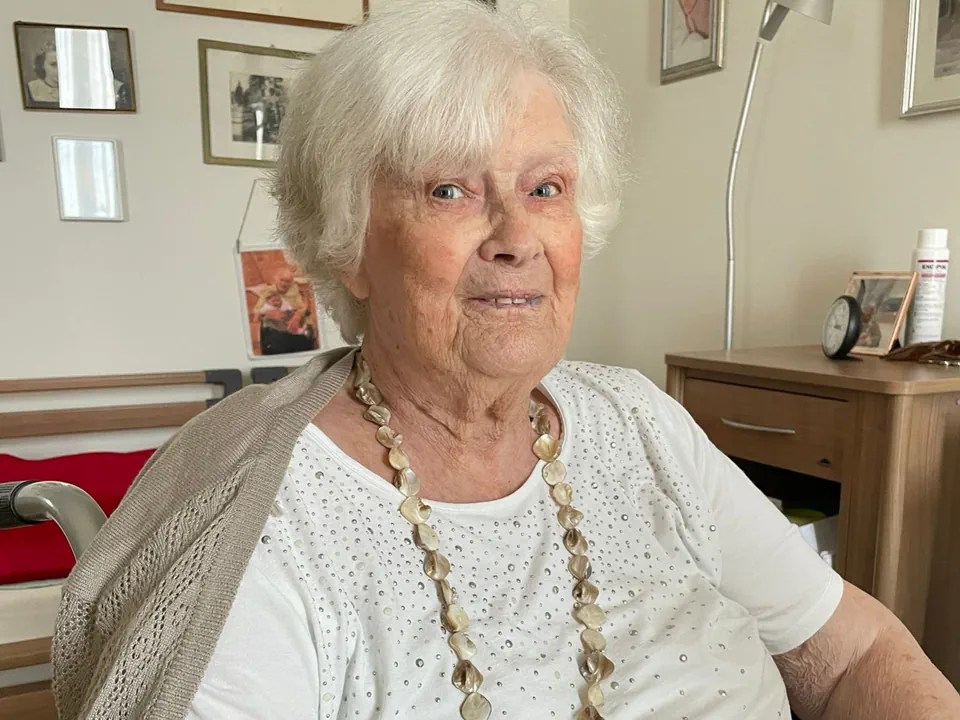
53,2,959,719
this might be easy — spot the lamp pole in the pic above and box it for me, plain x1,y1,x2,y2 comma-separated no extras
722,0,834,352
724,38,766,352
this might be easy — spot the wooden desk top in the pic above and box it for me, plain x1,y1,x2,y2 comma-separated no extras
665,346,960,396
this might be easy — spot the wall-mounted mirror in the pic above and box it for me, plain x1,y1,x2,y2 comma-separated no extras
52,137,125,222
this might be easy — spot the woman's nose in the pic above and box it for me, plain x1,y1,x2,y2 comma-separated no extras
478,206,542,266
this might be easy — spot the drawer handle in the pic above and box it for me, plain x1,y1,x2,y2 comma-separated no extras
720,418,797,435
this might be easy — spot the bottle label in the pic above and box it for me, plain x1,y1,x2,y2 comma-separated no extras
906,258,949,344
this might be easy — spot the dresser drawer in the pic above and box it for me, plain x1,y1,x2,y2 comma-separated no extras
682,378,849,481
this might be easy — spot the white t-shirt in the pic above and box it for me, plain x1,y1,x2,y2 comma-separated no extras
188,362,843,720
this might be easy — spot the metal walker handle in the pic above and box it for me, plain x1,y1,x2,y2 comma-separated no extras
0,481,107,560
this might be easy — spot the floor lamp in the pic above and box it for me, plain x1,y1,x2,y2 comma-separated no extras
724,0,835,351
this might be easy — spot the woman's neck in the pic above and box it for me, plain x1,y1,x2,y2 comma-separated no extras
354,342,548,502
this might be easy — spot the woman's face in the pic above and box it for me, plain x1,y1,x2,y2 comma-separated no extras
42,50,59,87
347,73,582,381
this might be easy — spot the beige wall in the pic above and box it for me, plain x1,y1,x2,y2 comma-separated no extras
0,0,568,380
567,1,960,386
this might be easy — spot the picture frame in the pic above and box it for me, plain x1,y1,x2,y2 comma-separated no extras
157,0,368,30
14,22,136,112
661,0,725,84
236,249,322,359
844,271,918,356
52,137,126,222
902,0,960,117
199,40,311,168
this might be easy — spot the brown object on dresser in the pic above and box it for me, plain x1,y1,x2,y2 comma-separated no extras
665,346,960,685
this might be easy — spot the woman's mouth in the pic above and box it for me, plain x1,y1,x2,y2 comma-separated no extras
472,295,544,307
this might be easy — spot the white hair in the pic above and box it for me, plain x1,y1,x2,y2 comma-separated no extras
272,0,625,344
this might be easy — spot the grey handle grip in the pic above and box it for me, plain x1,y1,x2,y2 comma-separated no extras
720,417,797,435
0,481,39,529
0,480,107,559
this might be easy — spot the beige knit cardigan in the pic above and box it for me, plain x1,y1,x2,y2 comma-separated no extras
52,347,355,720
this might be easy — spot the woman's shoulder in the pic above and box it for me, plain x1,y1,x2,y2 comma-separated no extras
548,359,665,407
547,359,698,441
64,347,356,594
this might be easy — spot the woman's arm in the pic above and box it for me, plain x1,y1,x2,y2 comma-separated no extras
775,581,960,719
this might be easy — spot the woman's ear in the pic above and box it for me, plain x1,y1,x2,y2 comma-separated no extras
338,261,371,301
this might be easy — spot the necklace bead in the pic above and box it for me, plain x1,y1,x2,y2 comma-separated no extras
558,505,584,529
449,631,477,660
424,550,451,580
573,578,600,605
573,603,608,630
460,692,492,720
542,459,566,486
533,434,560,462
413,523,440,551
363,405,391,426
399,496,431,524
551,482,573,505
375,425,403,448
452,659,484,693
394,467,420,497
443,604,470,633
564,528,588,555
388,446,410,470
569,554,592,580
581,628,607,652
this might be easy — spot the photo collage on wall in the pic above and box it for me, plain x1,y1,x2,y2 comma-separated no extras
6,3,378,357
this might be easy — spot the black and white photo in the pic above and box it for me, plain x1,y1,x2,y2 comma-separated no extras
14,22,136,112
230,73,287,144
199,40,310,167
936,0,960,77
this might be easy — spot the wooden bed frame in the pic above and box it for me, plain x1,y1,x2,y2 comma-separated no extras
0,369,241,720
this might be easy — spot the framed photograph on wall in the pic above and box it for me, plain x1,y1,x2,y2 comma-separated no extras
237,249,322,358
199,40,311,168
903,0,960,116
52,137,125,222
844,271,918,356
661,0,725,84
14,22,136,112
158,0,367,29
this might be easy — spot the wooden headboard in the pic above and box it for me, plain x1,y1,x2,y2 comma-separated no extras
0,368,241,720
0,370,241,440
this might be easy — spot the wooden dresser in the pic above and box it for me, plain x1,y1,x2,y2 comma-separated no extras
665,346,960,684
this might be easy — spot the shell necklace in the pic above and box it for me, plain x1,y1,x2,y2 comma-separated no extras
352,351,614,720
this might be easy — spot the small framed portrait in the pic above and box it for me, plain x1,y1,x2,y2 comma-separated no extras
844,271,919,356
237,249,322,358
661,0,725,84
903,0,960,116
199,40,311,168
14,22,136,112
158,0,367,30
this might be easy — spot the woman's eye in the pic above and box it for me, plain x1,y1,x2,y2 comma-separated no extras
531,182,561,198
431,184,465,200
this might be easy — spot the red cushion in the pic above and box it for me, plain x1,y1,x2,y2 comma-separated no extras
0,450,154,584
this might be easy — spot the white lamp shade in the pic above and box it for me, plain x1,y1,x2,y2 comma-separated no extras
774,0,834,25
